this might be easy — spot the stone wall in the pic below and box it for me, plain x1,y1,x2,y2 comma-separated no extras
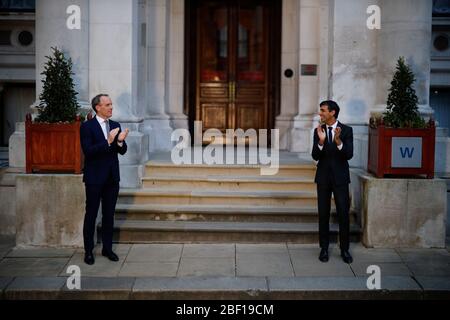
15,174,85,247
351,169,447,248
0,169,17,237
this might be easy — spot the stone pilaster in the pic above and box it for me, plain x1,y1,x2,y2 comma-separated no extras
89,0,147,187
276,0,300,150
166,0,189,131
327,0,379,169
141,0,174,153
329,0,378,125
290,0,323,153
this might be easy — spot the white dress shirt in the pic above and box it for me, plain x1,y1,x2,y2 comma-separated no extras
96,115,124,147
318,120,343,150
96,115,109,140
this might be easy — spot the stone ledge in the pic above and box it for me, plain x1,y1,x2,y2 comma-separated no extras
267,276,423,300
0,277,14,300
132,277,268,300
414,276,450,300
4,277,66,300
59,277,135,300
1,276,450,300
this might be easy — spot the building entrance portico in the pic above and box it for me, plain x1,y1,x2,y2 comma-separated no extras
184,0,281,145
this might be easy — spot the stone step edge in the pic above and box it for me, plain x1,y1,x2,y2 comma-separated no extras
119,189,319,198
107,220,361,233
114,204,349,215
145,161,315,169
141,176,316,183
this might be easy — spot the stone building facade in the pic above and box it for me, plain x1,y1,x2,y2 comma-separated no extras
2,0,445,188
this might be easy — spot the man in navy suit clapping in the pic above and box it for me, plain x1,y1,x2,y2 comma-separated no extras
312,100,353,264
80,94,128,265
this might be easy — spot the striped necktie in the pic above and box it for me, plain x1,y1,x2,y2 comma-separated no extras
105,120,110,139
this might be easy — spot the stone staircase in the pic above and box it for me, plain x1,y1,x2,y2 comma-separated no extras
102,157,361,243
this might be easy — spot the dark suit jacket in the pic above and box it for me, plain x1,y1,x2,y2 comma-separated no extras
311,122,353,185
80,116,127,185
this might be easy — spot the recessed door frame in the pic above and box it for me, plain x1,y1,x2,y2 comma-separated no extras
184,0,281,145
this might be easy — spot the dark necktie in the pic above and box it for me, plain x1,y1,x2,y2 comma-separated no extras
328,127,333,144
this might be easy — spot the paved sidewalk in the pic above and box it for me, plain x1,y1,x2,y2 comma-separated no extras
0,241,449,299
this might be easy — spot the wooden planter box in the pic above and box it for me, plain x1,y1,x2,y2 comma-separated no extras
25,114,83,174
368,123,435,179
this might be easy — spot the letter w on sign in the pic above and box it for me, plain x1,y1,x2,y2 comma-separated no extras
400,147,414,158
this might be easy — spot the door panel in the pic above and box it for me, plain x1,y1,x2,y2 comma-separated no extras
202,103,228,130
235,0,267,134
237,105,262,130
200,85,229,99
198,2,229,83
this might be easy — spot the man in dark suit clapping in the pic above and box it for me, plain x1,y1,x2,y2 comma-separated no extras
80,94,129,265
312,100,353,264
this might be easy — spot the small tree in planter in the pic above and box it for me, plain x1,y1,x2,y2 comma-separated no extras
382,57,426,129
35,47,80,123
26,47,84,173
368,57,435,178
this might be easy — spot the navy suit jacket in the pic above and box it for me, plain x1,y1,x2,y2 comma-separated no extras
80,116,127,185
311,122,353,185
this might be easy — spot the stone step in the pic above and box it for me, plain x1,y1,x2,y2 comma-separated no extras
114,204,357,224
118,189,320,207
141,175,316,191
101,220,361,243
145,162,316,179
3,276,434,300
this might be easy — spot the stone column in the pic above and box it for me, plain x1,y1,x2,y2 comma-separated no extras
372,0,433,117
329,0,378,125
166,0,189,131
89,0,148,187
290,0,322,153
35,0,90,111
142,0,174,152
276,0,300,150
89,0,142,122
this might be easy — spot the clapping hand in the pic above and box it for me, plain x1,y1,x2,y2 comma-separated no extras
108,128,120,145
334,127,342,145
118,128,129,142
316,123,326,145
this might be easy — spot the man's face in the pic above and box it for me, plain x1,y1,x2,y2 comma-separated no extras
319,105,335,125
96,96,113,119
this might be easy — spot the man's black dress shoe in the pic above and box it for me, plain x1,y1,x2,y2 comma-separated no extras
84,251,95,265
319,248,329,262
341,250,353,264
102,250,119,262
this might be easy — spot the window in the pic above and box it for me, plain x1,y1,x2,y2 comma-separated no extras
434,34,450,51
0,30,11,45
433,0,450,17
0,0,35,12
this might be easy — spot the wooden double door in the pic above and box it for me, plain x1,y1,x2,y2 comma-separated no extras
185,0,281,144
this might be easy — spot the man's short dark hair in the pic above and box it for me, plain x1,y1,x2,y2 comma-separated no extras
91,94,109,113
320,100,340,119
